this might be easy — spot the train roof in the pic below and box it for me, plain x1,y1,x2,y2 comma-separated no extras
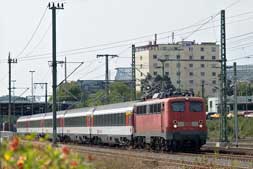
17,115,31,122
136,96,204,106
17,101,138,121
94,101,137,111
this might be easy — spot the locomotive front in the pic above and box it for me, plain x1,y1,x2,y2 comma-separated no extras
165,97,207,149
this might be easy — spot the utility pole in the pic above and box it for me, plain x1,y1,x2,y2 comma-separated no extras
34,83,48,113
177,57,181,92
233,62,238,147
11,80,16,123
8,52,17,131
65,56,67,83
201,81,205,98
53,59,83,84
132,45,136,100
220,9,228,143
11,80,16,97
29,70,35,115
97,54,118,103
49,2,64,146
158,59,167,90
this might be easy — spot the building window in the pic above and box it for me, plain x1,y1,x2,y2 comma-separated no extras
141,72,143,77
177,63,181,68
189,63,193,68
211,47,216,52
165,72,169,76
153,72,157,76
176,72,180,75
165,63,169,67
140,64,143,69
212,56,216,60
211,64,217,68
189,80,194,84
153,63,158,68
201,80,205,84
212,88,217,93
189,72,194,76
177,80,180,84
201,64,205,68
201,56,205,60
212,80,216,84
212,72,216,76
165,55,169,58
176,55,180,60
200,47,204,51
201,72,205,76
153,55,157,59
189,56,193,60
140,56,142,60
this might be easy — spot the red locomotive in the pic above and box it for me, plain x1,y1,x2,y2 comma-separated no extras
133,96,207,150
17,96,207,151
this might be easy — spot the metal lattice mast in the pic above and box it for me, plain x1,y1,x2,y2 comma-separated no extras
220,9,228,142
132,44,136,100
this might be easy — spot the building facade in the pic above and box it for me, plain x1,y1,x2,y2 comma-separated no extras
135,41,220,97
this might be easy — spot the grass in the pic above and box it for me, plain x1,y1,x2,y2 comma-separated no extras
207,117,253,140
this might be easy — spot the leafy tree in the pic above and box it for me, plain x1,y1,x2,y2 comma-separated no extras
237,82,253,96
109,82,132,103
84,82,132,106
50,81,84,102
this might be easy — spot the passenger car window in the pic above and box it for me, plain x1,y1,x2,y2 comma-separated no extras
190,102,203,112
171,102,185,112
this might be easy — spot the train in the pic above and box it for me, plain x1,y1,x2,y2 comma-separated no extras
17,96,207,151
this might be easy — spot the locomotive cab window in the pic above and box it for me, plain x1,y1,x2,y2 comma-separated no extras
190,102,203,112
136,105,146,114
171,102,185,112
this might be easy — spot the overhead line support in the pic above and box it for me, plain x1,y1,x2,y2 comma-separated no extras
48,2,64,146
8,52,17,131
97,54,118,104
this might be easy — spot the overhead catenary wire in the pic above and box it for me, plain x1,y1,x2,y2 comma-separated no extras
16,10,253,62
16,6,48,58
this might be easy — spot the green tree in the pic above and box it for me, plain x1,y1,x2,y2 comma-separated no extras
109,82,132,103
237,82,253,96
84,82,132,106
50,81,84,102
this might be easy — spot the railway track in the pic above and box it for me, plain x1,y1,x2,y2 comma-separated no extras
23,140,253,169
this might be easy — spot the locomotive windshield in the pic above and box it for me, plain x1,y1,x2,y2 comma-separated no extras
171,102,185,112
190,102,203,112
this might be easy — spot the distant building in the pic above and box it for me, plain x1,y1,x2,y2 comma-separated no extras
77,80,107,95
208,96,253,113
115,67,132,81
135,40,220,97
0,96,71,130
227,64,253,82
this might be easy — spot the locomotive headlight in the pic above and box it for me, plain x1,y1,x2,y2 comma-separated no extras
173,124,178,128
198,120,203,128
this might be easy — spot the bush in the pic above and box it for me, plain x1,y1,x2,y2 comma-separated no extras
0,136,92,169
207,117,253,140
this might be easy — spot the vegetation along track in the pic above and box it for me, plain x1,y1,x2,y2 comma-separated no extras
24,140,253,169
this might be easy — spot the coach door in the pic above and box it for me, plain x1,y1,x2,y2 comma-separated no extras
86,115,92,137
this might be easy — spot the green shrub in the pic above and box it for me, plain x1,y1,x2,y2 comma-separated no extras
207,117,253,140
0,136,92,169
